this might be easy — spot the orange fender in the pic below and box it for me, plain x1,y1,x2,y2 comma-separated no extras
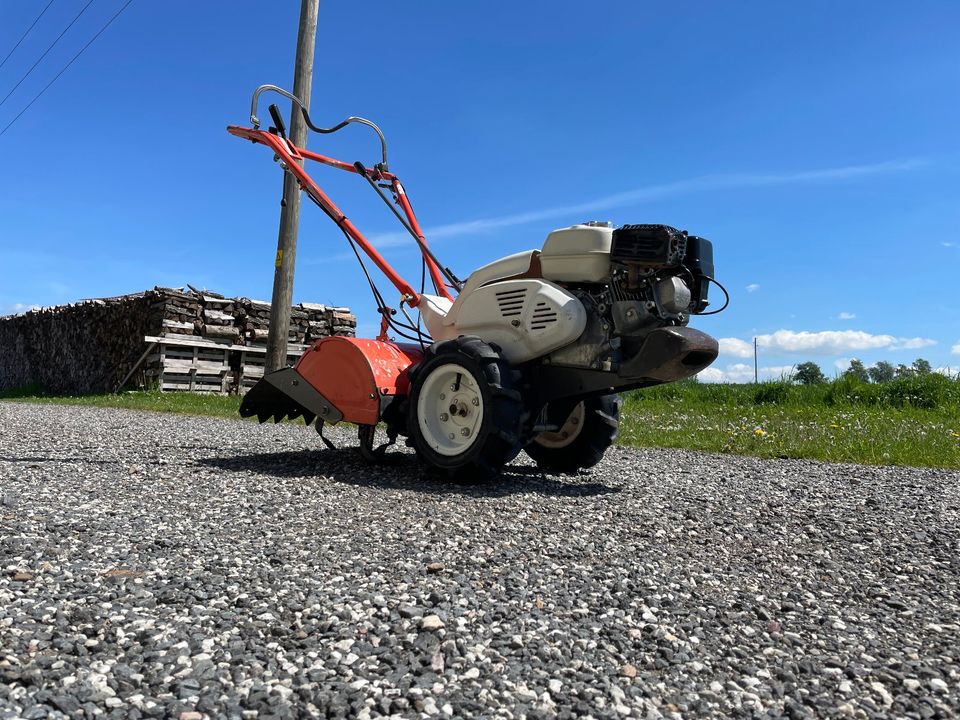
294,336,423,425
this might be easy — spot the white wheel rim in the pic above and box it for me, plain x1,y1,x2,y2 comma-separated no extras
534,401,586,449
416,363,485,457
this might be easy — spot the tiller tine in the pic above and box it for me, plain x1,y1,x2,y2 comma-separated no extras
239,367,343,426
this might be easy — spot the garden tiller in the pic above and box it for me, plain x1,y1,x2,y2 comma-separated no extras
231,85,726,481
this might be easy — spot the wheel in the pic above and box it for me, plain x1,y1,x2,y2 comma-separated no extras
524,394,621,473
408,336,526,482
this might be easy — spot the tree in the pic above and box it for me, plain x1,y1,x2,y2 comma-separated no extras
895,363,914,379
795,361,826,385
844,358,870,383
912,358,932,376
868,360,895,384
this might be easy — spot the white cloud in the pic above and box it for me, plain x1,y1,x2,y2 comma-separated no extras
761,330,892,354
837,311,856,320
942,242,957,248
366,158,928,247
952,342,960,355
745,283,760,293
719,337,755,358
720,329,937,356
698,363,796,383
894,337,936,350
834,358,851,371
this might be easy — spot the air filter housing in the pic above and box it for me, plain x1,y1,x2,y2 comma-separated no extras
610,224,688,268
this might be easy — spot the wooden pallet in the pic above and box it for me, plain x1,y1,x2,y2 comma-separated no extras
141,335,307,394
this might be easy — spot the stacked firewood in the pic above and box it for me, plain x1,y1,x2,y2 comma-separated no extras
199,294,240,343
0,294,153,393
150,287,201,336
330,308,358,336
0,287,357,394
234,299,357,345
234,298,273,344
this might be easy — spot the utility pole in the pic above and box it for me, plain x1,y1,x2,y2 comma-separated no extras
265,0,319,372
754,338,758,383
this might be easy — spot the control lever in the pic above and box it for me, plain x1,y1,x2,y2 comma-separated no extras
268,103,287,140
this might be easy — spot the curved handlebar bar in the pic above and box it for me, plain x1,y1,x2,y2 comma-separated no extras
249,84,389,170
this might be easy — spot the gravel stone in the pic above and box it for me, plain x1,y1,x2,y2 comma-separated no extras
420,615,445,631
1,402,959,718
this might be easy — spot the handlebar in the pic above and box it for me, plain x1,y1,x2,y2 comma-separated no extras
249,84,389,170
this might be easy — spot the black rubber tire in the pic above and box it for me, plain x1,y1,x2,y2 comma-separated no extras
407,336,526,483
524,394,621,473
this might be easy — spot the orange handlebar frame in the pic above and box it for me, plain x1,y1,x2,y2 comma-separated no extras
228,125,455,307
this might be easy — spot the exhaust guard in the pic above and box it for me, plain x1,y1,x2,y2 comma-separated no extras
617,326,718,383
529,326,719,407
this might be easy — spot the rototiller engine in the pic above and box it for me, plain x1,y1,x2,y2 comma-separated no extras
230,85,726,481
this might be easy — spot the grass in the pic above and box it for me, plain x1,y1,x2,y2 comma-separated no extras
0,385,242,418
3,374,959,469
621,375,960,469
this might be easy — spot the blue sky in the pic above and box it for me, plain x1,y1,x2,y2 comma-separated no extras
1,1,958,381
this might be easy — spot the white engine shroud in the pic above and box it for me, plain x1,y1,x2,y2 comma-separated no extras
418,224,621,363
420,279,587,363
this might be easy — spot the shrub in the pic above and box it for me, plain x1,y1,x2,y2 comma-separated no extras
826,372,960,409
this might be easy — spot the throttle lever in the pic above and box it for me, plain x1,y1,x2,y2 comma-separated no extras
268,103,287,140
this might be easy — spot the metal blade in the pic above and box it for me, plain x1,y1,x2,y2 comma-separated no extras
239,367,343,426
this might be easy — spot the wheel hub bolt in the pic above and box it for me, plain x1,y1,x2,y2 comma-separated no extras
440,393,445,400
440,413,449,422
472,397,479,406
460,427,471,437
448,433,455,439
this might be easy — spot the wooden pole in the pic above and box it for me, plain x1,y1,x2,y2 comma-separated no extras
754,337,758,383
265,0,319,372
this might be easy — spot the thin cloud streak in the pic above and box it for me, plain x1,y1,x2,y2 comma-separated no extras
366,158,928,248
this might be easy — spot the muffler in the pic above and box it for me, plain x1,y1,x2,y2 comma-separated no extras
618,327,719,383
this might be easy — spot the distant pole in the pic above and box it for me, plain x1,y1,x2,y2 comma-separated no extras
265,0,319,372
754,338,758,383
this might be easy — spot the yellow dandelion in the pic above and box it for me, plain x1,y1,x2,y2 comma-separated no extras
754,427,767,437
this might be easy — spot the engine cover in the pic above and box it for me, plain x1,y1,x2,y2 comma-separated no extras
442,279,587,363
540,224,613,282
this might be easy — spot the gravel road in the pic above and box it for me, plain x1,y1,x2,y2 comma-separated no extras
1,402,958,719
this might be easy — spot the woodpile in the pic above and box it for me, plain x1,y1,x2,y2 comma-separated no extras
0,287,356,394
233,298,356,344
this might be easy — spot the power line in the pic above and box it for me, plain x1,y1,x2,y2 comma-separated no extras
0,0,134,138
0,0,96,110
0,0,58,72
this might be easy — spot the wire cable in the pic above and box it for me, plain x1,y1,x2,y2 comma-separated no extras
0,0,133,138
415,257,427,349
0,0,57,72
354,165,463,291
0,0,95,109
279,148,432,344
695,276,730,316
338,221,430,344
